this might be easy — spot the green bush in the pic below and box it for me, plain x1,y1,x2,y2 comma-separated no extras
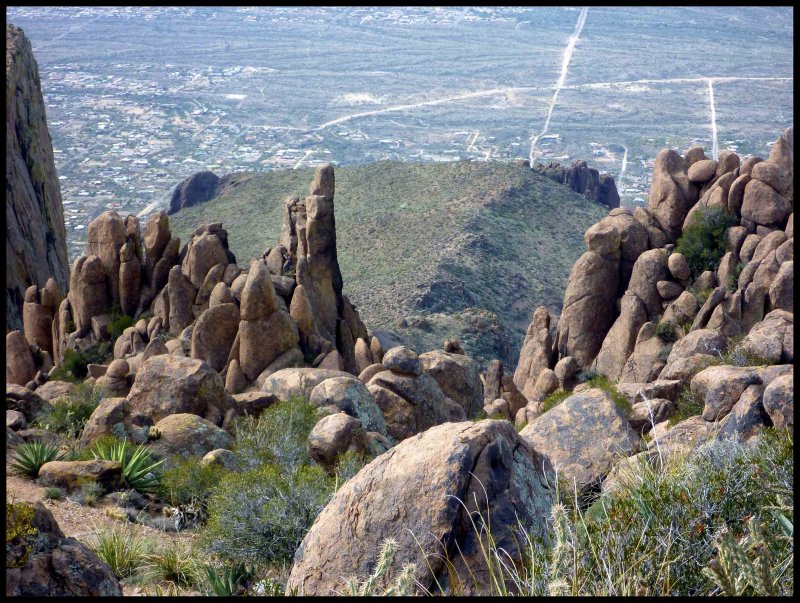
232,397,320,473
49,342,112,382
202,463,335,566
727,261,745,292
668,386,705,426
157,457,226,507
91,438,164,493
77,481,105,507
541,390,572,413
107,306,135,340
11,441,64,478
675,206,737,280
653,319,677,343
43,487,64,500
34,382,105,439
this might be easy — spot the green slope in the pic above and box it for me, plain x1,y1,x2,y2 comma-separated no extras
169,160,608,367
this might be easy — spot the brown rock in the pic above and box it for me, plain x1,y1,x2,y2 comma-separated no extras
659,328,726,378
762,373,792,429
6,384,51,421
594,291,648,381
513,306,554,399
382,346,422,376
307,412,368,474
309,376,387,434
717,384,769,441
751,160,792,199
618,322,668,383
68,256,108,336
224,359,248,395
691,365,761,421
147,413,233,457
687,159,717,183
420,349,483,418
553,355,580,390
741,179,792,227
167,265,195,334
7,409,27,430
650,416,714,460
181,227,229,289
238,310,300,381
769,261,793,312
126,355,229,422
286,420,553,596
358,363,387,385
240,259,278,321
519,388,641,494
739,310,793,364
353,338,373,375
260,367,350,400
34,380,77,404
616,380,682,405
190,303,239,372
86,211,126,306
38,460,124,491
370,335,384,364
80,397,150,447
6,330,36,386
628,398,676,434
667,252,691,283
252,347,304,389
647,149,698,241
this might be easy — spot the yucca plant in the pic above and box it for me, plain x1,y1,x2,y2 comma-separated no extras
91,439,164,493
11,441,64,477
202,561,254,596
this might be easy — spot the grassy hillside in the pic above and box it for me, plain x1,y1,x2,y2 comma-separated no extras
169,160,608,366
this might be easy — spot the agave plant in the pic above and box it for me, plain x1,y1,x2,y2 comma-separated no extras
91,439,164,493
202,561,253,596
11,441,64,477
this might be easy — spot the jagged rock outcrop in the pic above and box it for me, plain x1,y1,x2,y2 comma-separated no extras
6,24,69,331
533,160,620,209
168,170,220,215
513,306,555,400
286,420,553,596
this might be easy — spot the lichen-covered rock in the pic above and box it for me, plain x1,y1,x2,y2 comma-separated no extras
79,397,150,447
147,413,233,458
191,303,239,372
762,373,793,429
286,420,553,596
34,380,77,404
420,349,483,418
691,365,762,422
200,448,240,472
659,329,727,379
5,501,122,596
309,376,387,435
126,355,229,422
519,388,641,494
739,310,793,364
381,346,422,376
38,460,124,491
6,330,36,386
307,412,368,474
260,367,350,401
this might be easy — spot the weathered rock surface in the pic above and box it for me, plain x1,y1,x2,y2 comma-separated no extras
168,170,219,215
5,501,122,596
38,460,124,492
307,412,368,473
6,331,36,386
126,355,229,422
190,302,239,372
762,373,792,429
148,413,233,458
420,349,483,418
691,366,761,422
309,376,387,435
260,367,350,401
519,388,641,494
513,306,554,400
6,25,70,332
739,310,793,364
287,420,553,596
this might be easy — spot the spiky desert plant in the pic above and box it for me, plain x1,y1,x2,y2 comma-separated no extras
90,527,153,578
344,538,418,596
10,440,64,477
201,561,253,596
91,439,164,493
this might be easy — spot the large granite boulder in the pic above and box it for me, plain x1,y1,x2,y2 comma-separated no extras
519,388,641,494
286,420,553,595
420,349,484,418
309,376,387,435
147,413,233,458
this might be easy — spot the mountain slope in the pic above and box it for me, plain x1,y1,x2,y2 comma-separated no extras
169,160,609,365
6,24,70,330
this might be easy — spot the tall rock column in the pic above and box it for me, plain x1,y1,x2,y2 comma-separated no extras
6,24,69,330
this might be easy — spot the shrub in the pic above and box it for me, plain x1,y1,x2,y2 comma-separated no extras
676,206,737,280
144,542,201,589
89,527,153,579
343,538,418,596
202,463,335,565
333,449,368,486
91,438,164,493
232,397,320,473
107,306,135,340
726,261,745,292
34,382,105,439
11,441,64,477
6,499,38,568
43,487,64,500
541,390,571,413
157,456,226,507
653,319,677,343
77,481,106,507
49,342,112,382
711,336,772,368
668,386,705,426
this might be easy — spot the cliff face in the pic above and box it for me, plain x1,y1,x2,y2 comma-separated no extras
6,24,69,331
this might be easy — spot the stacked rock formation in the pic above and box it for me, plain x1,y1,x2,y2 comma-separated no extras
533,159,621,209
6,24,69,331
509,127,793,494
